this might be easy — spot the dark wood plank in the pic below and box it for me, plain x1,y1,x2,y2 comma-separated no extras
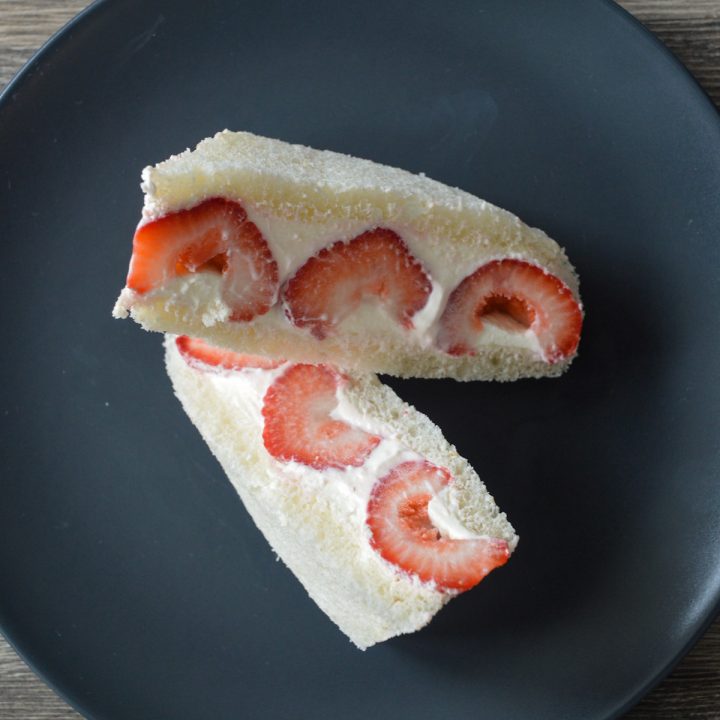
0,0,89,84
0,649,81,719
621,0,720,105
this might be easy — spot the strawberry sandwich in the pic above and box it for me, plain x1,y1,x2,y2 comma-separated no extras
114,131,584,647
114,130,583,381
166,336,517,649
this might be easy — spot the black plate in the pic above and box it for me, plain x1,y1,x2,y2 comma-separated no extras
2,0,719,718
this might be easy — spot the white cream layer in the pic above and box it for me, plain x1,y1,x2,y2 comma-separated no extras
116,258,543,358
245,203,545,357
115,198,548,357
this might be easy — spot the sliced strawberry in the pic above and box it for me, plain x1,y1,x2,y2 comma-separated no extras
262,364,381,469
175,336,284,371
127,197,279,322
437,259,582,363
283,228,432,339
367,460,510,591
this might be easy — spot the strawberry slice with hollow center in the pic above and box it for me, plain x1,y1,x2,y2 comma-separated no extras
367,460,510,591
127,197,279,322
283,228,432,339
437,259,583,363
176,335,285,371
262,364,381,469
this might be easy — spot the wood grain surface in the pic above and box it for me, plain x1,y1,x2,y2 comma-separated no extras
1,1,719,718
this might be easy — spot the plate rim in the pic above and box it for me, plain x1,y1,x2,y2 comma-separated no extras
1,1,719,718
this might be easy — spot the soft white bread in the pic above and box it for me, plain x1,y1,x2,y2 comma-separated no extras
165,336,517,648
116,131,582,381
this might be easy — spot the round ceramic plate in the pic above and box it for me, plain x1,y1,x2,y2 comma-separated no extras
2,0,719,718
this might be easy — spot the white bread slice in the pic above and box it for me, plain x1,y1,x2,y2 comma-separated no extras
116,131,582,381
164,336,517,649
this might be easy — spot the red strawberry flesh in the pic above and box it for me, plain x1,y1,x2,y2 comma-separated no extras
367,460,510,591
176,335,284,371
127,197,279,322
437,259,582,363
283,228,432,339
262,364,381,469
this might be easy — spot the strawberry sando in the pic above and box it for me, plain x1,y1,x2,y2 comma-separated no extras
168,336,516,649
114,131,584,647
114,130,583,381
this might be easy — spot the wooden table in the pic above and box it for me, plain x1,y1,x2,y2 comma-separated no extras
1,1,719,717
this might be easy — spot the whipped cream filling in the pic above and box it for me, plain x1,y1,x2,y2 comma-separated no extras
427,491,482,541
246,204,544,355
190,352,485,549
117,198,551,358
126,267,544,357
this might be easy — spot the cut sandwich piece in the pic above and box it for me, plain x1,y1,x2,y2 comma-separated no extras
115,130,583,381
166,335,517,649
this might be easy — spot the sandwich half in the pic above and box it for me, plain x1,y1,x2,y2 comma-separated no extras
165,335,518,648
116,131,583,381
